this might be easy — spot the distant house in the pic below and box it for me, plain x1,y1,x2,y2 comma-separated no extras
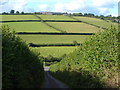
41,12,53,15
114,19,120,23
34,12,68,15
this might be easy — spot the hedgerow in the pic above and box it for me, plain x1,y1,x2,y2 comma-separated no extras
50,26,119,88
2,25,44,88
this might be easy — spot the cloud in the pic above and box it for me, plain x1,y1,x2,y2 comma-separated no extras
0,0,27,13
53,0,86,12
0,0,119,16
37,4,49,11
0,0,9,5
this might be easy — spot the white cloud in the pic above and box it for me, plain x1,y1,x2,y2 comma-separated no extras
54,2,65,12
98,8,109,14
37,4,49,11
53,0,86,12
12,0,27,11
0,0,119,16
0,0,27,13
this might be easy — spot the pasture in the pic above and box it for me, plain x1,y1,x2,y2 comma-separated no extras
1,14,115,58
47,22,103,33
37,15,75,21
2,22,59,32
30,46,78,57
1,15,39,21
19,35,91,44
73,16,118,29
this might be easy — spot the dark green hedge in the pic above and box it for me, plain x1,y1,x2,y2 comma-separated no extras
2,25,44,88
50,26,119,88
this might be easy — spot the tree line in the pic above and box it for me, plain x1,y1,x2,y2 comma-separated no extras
1,10,119,23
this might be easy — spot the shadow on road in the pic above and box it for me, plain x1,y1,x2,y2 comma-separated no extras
41,67,70,89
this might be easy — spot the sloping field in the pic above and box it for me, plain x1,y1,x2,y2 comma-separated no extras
1,15,39,21
2,22,59,32
47,22,103,33
38,15,75,21
30,46,78,57
19,35,91,44
73,16,118,29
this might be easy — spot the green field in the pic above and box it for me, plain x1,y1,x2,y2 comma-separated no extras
19,35,91,44
30,46,78,57
38,15,75,21
73,16,118,29
1,15,39,21
47,22,103,33
2,22,59,32
1,15,116,58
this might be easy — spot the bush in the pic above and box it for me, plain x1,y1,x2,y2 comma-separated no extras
50,26,119,88
2,25,44,88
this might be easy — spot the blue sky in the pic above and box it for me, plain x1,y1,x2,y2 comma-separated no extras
0,0,119,16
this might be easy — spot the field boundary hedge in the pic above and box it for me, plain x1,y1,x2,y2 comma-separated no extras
28,43,81,47
1,20,82,23
16,32,95,35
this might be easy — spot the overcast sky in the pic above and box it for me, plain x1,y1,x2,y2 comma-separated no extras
0,0,119,16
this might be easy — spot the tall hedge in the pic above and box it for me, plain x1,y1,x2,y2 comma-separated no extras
50,26,119,88
2,25,44,88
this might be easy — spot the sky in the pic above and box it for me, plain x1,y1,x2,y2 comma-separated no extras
0,0,120,16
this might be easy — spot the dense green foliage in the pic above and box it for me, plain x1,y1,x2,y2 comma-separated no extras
50,26,119,88
2,25,44,88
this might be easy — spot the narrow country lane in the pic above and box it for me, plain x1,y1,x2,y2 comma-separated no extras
41,67,70,89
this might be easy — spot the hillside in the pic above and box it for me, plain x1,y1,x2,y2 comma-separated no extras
1,14,117,58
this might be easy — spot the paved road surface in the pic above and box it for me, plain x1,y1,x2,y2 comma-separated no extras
41,67,69,89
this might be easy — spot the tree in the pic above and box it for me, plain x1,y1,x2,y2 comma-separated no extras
2,12,8,15
73,40,79,46
16,11,19,14
10,10,14,14
84,13,88,16
21,11,24,14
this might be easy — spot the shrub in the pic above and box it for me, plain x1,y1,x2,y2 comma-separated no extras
2,25,44,88
50,26,119,88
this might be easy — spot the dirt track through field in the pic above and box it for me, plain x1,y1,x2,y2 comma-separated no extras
41,67,69,89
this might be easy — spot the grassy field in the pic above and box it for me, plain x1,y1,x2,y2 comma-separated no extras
2,22,59,32
47,22,103,33
73,16,118,29
19,35,91,44
1,15,116,58
30,46,78,57
1,15,39,21
38,15,75,21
